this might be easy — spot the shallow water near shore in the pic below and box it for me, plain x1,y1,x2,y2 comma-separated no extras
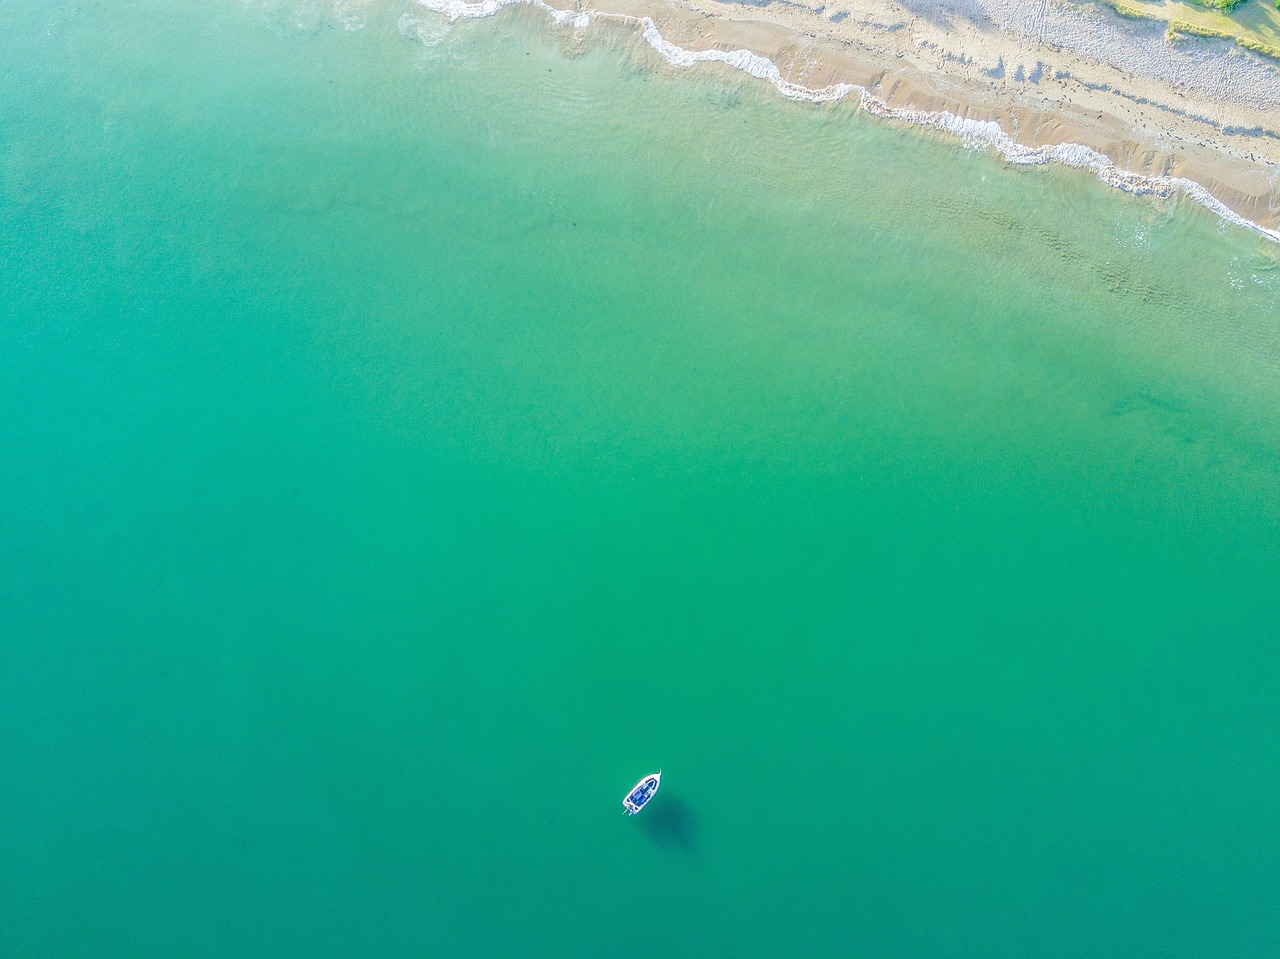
3,1,1279,957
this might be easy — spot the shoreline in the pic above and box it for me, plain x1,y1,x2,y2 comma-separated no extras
414,0,1280,241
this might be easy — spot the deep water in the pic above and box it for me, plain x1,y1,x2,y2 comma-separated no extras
2,2,1279,957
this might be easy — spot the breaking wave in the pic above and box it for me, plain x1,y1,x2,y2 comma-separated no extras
415,0,1280,243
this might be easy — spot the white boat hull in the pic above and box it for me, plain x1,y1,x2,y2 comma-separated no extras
623,771,662,815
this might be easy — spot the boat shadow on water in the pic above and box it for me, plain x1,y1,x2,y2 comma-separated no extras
639,795,698,854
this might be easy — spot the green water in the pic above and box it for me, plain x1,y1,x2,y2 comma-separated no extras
3,1,1279,956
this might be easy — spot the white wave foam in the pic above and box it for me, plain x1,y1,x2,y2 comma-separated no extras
413,0,1280,243
333,0,374,31
639,21,860,103
398,13,452,46
417,0,589,29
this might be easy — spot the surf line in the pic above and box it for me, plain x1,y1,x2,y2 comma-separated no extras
415,0,1280,244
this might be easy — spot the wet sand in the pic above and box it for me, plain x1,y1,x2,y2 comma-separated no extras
424,0,1280,233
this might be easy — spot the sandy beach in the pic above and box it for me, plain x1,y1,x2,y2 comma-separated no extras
420,0,1280,235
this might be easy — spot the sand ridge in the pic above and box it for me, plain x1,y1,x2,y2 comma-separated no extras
419,0,1280,232
638,0,1280,230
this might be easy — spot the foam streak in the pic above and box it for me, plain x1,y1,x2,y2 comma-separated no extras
415,0,1280,243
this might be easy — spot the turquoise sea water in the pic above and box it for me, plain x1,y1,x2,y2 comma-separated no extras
3,1,1280,956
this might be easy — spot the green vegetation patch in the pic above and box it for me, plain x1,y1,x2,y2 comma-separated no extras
1111,1,1163,18
1098,0,1280,62
1166,17,1280,56
1167,17,1231,37
1236,32,1280,54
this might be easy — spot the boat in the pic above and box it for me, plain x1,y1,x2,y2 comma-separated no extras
623,771,661,815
